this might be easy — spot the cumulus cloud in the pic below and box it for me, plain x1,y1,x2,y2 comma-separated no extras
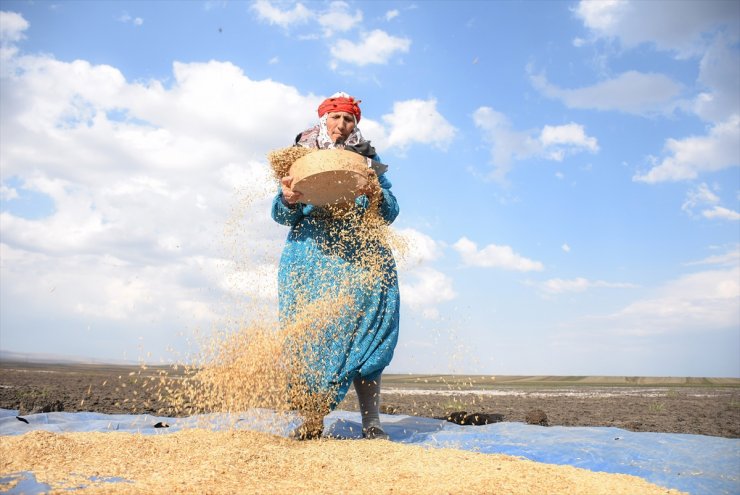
600,265,740,335
0,242,222,329
393,228,455,319
0,10,28,42
317,1,362,36
0,184,18,201
399,266,456,320
472,107,538,180
385,9,400,21
118,12,144,26
367,98,455,152
703,206,740,221
529,277,637,295
682,182,719,211
530,70,683,115
0,10,28,62
568,1,739,191
330,29,410,67
0,20,328,345
573,0,738,57
680,183,739,221
453,237,543,272
473,107,599,181
694,33,740,122
634,116,740,183
220,262,279,301
251,0,313,28
540,122,599,160
249,3,410,67
395,228,444,270
685,247,740,267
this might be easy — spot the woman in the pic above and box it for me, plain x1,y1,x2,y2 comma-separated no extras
271,92,400,440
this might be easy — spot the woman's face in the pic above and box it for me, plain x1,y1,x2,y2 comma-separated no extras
325,111,356,143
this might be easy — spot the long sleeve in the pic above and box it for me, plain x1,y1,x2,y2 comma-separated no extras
377,174,399,224
365,153,399,224
271,189,304,226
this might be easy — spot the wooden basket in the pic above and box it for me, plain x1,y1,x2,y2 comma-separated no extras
288,149,369,206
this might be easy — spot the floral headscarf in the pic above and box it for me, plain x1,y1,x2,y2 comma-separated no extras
296,92,367,150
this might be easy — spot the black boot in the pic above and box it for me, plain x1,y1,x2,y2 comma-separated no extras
362,425,389,440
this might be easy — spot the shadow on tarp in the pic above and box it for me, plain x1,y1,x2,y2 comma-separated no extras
1,409,738,495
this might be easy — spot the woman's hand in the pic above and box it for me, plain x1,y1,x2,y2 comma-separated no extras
281,176,303,205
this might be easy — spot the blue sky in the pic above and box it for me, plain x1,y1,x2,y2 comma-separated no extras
1,1,738,377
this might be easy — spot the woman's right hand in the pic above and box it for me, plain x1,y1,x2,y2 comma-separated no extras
281,176,303,205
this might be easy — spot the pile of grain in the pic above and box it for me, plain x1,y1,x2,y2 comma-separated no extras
0,429,685,495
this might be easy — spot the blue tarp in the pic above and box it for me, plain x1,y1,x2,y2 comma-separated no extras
1,408,738,495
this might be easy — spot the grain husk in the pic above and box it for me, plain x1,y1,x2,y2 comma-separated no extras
0,429,686,495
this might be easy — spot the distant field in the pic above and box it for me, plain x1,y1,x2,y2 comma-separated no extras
3,360,739,437
2,359,738,389
383,374,740,389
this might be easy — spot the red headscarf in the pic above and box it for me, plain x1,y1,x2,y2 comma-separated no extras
317,94,362,123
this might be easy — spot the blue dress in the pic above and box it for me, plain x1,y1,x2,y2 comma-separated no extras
271,170,400,409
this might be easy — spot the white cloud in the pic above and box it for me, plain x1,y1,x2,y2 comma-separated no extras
0,242,222,325
251,0,313,28
473,107,538,181
530,277,637,295
573,0,738,57
573,0,628,34
330,29,410,66
686,182,721,206
634,116,740,183
392,228,454,319
561,243,571,253
0,28,326,334
0,10,29,42
399,267,456,320
369,98,455,152
249,3,410,68
681,183,739,221
317,1,362,36
395,228,444,270
685,247,740,267
540,123,599,160
599,266,740,335
385,9,400,21
204,1,228,11
530,70,683,115
118,12,144,26
220,262,279,301
681,182,719,212
703,206,740,221
0,184,18,201
694,33,740,122
473,107,599,181
571,0,739,129
453,237,543,272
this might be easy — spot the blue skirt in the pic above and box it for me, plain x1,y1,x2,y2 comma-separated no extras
276,205,400,409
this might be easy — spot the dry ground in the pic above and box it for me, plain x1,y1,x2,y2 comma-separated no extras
1,362,738,438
